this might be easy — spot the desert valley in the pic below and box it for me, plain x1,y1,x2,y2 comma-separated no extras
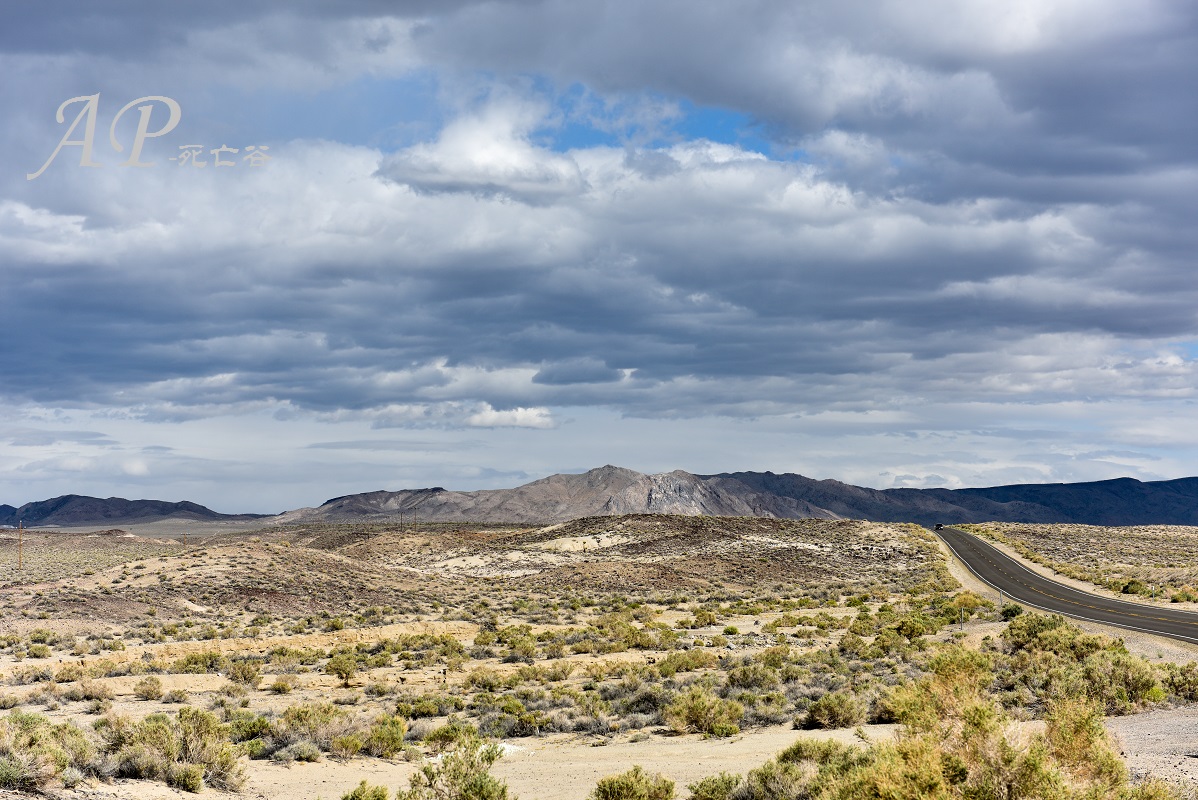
0,469,1198,798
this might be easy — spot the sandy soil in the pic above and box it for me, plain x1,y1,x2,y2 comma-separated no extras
1107,706,1198,793
52,724,897,800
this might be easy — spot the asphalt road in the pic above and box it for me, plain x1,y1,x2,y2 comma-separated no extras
935,526,1198,645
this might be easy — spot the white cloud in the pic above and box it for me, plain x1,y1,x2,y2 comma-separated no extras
464,404,557,429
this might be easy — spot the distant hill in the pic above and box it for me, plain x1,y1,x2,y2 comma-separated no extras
0,495,268,528
270,466,1198,527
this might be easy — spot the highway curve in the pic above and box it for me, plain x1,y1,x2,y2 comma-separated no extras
935,526,1198,644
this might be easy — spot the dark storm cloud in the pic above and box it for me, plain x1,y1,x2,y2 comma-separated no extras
532,358,623,385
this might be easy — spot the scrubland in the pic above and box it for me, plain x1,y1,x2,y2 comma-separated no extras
0,516,1194,798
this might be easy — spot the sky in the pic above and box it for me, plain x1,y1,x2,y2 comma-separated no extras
2,1,1197,513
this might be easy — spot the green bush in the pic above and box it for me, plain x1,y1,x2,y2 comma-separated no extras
99,708,245,793
0,754,39,791
423,721,480,752
279,702,344,746
134,676,164,701
331,734,364,757
364,714,408,758
171,651,229,674
343,780,390,800
803,691,864,730
725,664,778,690
592,765,675,800
226,660,262,687
394,733,511,800
1162,662,1198,702
1001,604,1024,621
663,686,742,737
326,654,359,687
686,771,739,800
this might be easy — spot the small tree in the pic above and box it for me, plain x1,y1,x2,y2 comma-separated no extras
325,655,358,688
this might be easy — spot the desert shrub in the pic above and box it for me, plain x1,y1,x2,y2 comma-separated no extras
656,650,717,679
465,668,508,692
999,614,1164,715
269,676,296,694
394,732,510,800
60,764,85,788
278,702,345,748
725,664,778,690
619,684,673,717
730,756,809,800
54,663,83,683
757,646,790,670
687,772,740,800
803,691,864,730
1162,662,1198,703
0,754,41,791
63,680,113,703
134,676,163,701
395,693,465,719
0,711,98,789
99,708,244,792
26,645,51,659
326,654,359,687
227,710,273,743
226,659,262,687
343,781,390,800
664,686,742,737
10,665,53,685
364,714,408,758
1072,650,1164,715
171,651,229,674
330,733,364,757
592,765,675,800
272,740,322,763
1001,604,1024,620
162,689,189,704
1044,697,1125,785
423,721,479,752
1171,586,1198,603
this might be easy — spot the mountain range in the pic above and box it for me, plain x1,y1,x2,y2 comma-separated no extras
0,495,266,528
5,466,1198,528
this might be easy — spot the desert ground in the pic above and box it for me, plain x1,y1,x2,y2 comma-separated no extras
0,516,1195,799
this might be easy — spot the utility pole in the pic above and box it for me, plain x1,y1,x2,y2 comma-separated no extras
17,519,23,570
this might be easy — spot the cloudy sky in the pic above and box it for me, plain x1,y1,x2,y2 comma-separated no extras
2,1,1197,512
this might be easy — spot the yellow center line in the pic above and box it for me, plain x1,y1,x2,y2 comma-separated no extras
947,532,1198,632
